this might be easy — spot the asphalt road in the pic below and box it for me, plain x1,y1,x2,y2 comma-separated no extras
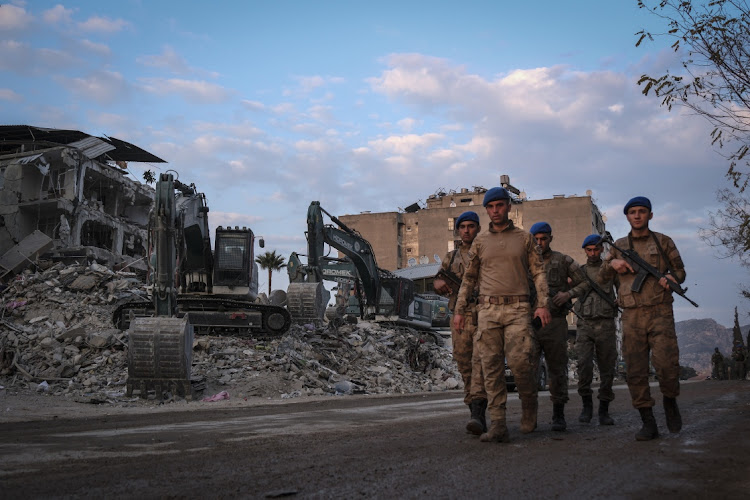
1,380,748,499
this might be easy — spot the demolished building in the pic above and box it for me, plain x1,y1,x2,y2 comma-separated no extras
0,125,164,276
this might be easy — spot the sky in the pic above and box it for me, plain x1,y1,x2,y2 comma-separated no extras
1,0,748,327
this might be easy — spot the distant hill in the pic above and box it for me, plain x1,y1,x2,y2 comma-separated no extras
676,319,747,375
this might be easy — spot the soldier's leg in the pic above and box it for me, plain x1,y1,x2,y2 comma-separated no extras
540,317,570,405
595,319,618,402
451,318,475,405
475,304,507,423
576,322,595,423
576,323,595,399
464,313,487,435
648,304,680,400
622,309,654,408
505,302,538,434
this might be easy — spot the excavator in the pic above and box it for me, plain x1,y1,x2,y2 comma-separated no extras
286,201,444,333
124,173,292,398
115,173,291,336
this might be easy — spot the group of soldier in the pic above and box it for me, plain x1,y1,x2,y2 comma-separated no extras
433,187,686,442
711,345,748,381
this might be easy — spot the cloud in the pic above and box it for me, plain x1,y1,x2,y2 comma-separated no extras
0,88,22,101
41,5,74,25
78,39,111,57
138,78,233,103
77,15,130,33
136,46,218,77
56,70,129,105
0,4,32,31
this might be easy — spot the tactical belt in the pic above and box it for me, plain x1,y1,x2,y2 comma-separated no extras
478,295,529,305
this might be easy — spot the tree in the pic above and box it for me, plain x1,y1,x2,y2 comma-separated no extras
143,170,156,185
255,250,286,296
636,0,750,189
636,1,750,293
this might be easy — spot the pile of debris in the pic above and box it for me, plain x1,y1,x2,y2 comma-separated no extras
0,261,460,405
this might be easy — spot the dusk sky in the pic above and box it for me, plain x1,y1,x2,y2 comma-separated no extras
1,1,747,326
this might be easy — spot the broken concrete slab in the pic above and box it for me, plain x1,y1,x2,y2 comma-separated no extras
0,230,53,282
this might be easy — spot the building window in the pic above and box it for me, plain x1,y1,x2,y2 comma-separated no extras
448,218,454,231
406,247,413,253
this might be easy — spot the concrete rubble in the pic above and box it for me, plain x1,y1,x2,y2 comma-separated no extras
0,259,460,407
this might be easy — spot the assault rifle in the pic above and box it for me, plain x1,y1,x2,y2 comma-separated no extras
601,231,698,308
434,267,462,295
581,273,621,314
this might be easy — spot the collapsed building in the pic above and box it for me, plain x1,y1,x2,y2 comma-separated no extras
0,125,163,278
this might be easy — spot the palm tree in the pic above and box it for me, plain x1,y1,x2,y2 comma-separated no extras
255,250,286,296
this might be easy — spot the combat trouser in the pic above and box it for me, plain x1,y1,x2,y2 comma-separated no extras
576,317,617,402
476,301,538,422
622,303,680,408
451,303,486,404
533,315,569,405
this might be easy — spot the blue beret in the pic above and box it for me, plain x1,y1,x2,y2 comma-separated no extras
529,222,552,235
623,196,651,214
582,234,602,248
455,211,479,226
483,187,510,206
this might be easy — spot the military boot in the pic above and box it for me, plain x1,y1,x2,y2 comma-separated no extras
578,395,593,423
663,396,682,433
520,398,538,434
635,407,659,441
466,399,488,435
598,400,614,425
480,419,510,443
551,403,567,432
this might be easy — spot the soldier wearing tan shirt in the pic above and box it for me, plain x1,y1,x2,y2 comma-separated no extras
453,187,551,443
433,211,487,435
601,196,686,441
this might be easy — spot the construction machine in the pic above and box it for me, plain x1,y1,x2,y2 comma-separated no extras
114,174,291,337
286,201,443,333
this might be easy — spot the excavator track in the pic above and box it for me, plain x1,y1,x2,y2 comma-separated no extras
287,282,328,324
113,298,291,339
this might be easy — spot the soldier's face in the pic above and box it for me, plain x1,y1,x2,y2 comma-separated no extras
626,206,653,230
584,244,603,260
457,221,479,244
485,199,510,225
534,233,552,252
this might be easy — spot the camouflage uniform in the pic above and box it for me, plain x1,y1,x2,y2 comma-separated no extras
711,350,725,380
602,231,685,409
455,221,548,425
534,250,588,405
439,246,486,404
575,260,618,402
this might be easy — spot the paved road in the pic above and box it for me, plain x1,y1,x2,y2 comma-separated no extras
1,380,748,499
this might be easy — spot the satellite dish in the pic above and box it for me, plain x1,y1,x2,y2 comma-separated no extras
407,257,417,267
602,215,608,223
586,189,592,196
434,254,441,264
419,256,429,265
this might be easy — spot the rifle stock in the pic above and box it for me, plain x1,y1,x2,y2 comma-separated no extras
602,232,698,308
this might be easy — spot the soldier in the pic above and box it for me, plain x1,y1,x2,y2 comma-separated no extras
574,234,618,426
453,187,551,443
711,347,725,380
433,211,487,435
732,344,746,380
601,196,686,441
529,222,589,432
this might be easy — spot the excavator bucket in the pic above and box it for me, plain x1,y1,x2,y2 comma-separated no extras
126,316,194,400
287,282,329,324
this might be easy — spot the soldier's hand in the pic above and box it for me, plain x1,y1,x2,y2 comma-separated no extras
433,278,450,295
659,274,677,290
534,307,552,328
552,291,571,307
610,258,634,275
453,313,465,332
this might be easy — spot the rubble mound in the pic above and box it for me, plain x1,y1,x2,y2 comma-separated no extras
0,262,460,407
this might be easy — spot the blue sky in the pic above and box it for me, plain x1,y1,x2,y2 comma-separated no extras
1,1,747,326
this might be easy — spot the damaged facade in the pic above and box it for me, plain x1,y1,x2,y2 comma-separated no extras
0,126,164,274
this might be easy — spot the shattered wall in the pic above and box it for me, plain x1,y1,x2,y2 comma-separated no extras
0,146,153,264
